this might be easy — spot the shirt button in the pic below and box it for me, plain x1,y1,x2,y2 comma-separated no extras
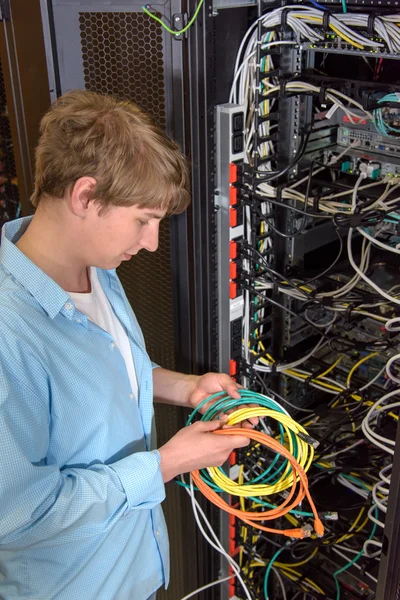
156,530,160,537
110,341,116,349
129,393,134,399
65,302,73,310
76,318,82,323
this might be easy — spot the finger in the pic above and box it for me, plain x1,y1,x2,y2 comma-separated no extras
230,435,251,448
193,420,224,432
218,374,241,399
227,383,241,399
241,421,256,430
248,404,259,426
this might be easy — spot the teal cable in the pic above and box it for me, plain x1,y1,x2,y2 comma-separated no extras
187,390,300,491
249,495,314,518
264,545,288,599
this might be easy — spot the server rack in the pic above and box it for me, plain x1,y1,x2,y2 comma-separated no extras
208,2,400,599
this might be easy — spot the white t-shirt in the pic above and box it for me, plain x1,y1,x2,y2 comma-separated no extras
69,267,139,401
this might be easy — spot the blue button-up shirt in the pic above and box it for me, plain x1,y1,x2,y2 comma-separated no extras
0,217,169,600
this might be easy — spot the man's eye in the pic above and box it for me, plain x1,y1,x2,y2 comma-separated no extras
139,220,149,226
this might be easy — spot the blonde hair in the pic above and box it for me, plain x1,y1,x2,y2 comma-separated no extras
31,90,190,214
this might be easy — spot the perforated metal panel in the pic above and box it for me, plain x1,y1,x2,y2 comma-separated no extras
79,11,175,370
0,58,20,227
80,12,166,127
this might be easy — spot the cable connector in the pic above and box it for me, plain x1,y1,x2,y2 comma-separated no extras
298,432,320,449
314,518,325,538
285,527,311,539
301,524,313,538
358,162,368,176
320,511,339,521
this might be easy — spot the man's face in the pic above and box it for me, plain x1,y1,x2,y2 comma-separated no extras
85,203,166,270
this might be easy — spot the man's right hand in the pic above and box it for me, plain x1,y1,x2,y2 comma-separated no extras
159,420,250,483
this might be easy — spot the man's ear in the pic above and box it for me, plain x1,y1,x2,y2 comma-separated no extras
69,177,97,217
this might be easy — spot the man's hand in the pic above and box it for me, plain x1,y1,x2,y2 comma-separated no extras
159,420,250,483
188,372,240,409
152,367,258,428
188,372,258,429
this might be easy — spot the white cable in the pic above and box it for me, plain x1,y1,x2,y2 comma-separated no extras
337,474,369,500
386,354,400,384
385,317,400,332
253,337,329,373
359,364,387,392
183,476,252,600
348,228,400,306
368,504,385,529
357,226,400,255
271,567,287,600
322,439,364,460
379,464,392,486
330,547,378,583
362,389,400,454
372,482,388,514
179,575,234,600
363,539,382,559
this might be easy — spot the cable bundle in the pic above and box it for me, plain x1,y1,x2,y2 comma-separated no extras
187,390,324,539
260,6,400,52
373,93,400,138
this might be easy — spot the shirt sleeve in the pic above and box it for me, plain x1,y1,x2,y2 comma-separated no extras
0,367,165,551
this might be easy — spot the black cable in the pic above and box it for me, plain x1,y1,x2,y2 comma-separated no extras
303,228,344,285
253,204,308,238
252,161,316,238
333,209,387,229
243,245,312,299
244,285,331,340
252,125,313,182
250,369,316,414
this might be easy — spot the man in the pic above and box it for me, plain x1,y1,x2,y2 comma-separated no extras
0,91,250,600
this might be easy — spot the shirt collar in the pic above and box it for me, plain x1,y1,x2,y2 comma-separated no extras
0,217,71,319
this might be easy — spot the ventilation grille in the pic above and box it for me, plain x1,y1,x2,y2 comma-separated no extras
0,58,20,228
79,12,175,369
80,11,166,127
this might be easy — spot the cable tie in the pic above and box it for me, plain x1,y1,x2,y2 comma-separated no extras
319,83,328,105
280,7,291,30
321,296,333,307
344,302,356,322
304,372,315,392
322,10,332,33
367,12,380,36
298,431,320,449
279,79,288,98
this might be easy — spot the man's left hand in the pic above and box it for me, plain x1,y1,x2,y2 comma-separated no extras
187,372,257,429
